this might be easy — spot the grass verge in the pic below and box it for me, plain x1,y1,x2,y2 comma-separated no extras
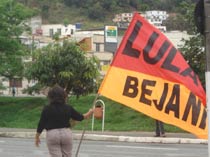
0,95,184,133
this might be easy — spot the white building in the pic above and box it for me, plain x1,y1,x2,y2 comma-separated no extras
143,10,168,32
41,24,76,38
113,13,134,23
113,11,168,32
164,31,191,49
144,10,168,21
27,16,76,38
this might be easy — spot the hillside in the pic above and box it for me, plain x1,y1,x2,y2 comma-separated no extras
17,0,197,29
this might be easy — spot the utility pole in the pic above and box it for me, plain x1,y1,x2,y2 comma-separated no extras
204,1,210,157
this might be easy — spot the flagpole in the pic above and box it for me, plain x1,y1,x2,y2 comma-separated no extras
204,0,210,157
75,93,99,157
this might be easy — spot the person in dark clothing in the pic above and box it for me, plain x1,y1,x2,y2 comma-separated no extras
12,87,16,97
154,120,166,137
35,85,93,157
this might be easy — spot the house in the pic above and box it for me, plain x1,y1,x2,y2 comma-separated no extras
28,16,76,38
144,10,168,32
74,30,114,76
113,12,134,23
113,11,168,32
41,24,76,38
113,13,134,29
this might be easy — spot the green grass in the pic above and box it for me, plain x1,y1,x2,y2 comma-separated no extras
0,95,184,133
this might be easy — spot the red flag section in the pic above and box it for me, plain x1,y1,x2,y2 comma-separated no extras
98,13,207,139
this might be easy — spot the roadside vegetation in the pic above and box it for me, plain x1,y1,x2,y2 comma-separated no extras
0,95,184,133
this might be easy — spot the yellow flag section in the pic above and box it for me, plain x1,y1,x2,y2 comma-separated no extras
99,67,207,139
98,13,207,139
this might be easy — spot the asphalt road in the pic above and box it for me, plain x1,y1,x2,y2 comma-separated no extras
0,137,208,157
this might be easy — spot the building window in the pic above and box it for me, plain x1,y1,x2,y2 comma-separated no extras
49,29,54,37
103,60,110,65
96,43,100,52
57,28,61,35
9,78,22,88
71,29,74,35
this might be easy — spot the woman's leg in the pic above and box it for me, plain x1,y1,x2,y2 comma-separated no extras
60,128,73,157
46,129,62,157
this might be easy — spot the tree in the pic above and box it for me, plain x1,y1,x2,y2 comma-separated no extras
25,41,100,97
102,0,117,11
180,35,205,87
0,0,34,80
87,2,105,21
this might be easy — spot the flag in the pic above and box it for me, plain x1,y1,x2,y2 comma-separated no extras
98,13,207,139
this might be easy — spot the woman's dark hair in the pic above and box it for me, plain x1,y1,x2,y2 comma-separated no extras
47,85,67,105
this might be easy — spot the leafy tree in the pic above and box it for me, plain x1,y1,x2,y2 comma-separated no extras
163,14,188,31
102,0,117,11
180,36,205,87
0,81,6,90
25,41,100,97
163,1,196,31
138,0,195,11
41,4,49,19
64,0,86,8
87,2,105,21
0,0,34,80
129,0,139,10
117,0,130,7
0,0,33,54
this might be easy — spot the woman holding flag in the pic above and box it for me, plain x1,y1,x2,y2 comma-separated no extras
35,85,94,157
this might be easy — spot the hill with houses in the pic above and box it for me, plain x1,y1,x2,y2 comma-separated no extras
17,0,196,29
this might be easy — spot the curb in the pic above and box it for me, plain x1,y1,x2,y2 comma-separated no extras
74,134,207,144
0,132,207,144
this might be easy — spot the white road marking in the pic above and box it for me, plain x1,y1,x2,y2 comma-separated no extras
0,140,5,143
165,153,191,156
106,145,178,150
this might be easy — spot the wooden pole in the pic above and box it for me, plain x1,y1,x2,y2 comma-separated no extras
75,94,99,157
